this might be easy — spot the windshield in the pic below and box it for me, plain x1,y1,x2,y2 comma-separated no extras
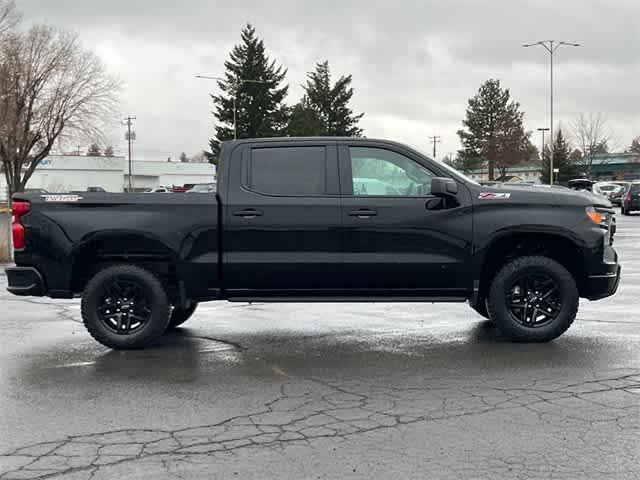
435,159,480,185
415,147,480,185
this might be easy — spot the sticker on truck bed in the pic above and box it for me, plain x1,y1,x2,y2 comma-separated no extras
479,192,511,200
41,194,83,202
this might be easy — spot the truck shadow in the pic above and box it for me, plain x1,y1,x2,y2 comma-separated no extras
14,321,629,387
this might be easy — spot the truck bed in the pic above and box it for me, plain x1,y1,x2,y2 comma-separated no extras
11,192,221,301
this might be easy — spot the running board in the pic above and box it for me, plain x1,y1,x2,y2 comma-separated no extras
228,296,468,303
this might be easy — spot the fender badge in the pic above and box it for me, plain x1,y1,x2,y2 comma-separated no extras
479,192,511,200
41,194,83,202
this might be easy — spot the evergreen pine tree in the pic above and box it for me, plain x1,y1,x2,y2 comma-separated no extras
540,129,576,184
457,79,531,180
206,24,289,163
304,61,363,137
286,96,326,137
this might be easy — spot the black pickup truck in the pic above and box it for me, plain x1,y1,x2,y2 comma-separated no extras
6,138,620,349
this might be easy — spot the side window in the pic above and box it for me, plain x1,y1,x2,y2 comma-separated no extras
249,146,326,196
349,147,434,196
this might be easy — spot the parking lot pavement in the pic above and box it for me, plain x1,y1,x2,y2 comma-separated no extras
0,215,638,480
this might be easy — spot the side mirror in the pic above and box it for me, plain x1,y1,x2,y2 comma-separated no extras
431,177,458,196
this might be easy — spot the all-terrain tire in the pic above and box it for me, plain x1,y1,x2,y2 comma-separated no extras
487,256,578,342
81,265,170,350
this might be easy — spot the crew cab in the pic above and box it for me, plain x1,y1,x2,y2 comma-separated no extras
6,138,621,349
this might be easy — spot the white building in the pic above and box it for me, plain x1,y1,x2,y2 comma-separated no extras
1,155,216,200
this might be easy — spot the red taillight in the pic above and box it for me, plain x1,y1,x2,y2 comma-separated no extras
12,201,30,216
11,200,30,250
626,193,633,201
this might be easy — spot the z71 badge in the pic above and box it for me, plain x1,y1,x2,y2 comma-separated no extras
479,192,511,200
41,194,83,202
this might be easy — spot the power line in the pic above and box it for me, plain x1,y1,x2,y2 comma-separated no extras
428,135,441,160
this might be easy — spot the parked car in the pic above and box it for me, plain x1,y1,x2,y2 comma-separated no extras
145,186,173,193
593,182,623,204
621,182,640,215
608,181,630,206
6,137,620,350
186,183,216,193
352,177,402,196
70,187,107,193
172,184,195,193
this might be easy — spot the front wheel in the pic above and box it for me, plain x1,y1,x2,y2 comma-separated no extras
81,265,170,350
487,256,578,342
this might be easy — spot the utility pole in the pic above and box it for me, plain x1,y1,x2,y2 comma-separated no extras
428,135,441,160
523,40,580,185
123,116,136,191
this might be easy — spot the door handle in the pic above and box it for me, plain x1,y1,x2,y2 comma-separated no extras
349,209,377,218
233,209,263,218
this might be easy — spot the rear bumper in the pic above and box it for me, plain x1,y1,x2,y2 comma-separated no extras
5,266,46,296
584,265,621,300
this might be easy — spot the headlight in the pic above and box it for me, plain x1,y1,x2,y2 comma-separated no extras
586,206,612,229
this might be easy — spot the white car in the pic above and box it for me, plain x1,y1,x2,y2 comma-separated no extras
145,186,173,193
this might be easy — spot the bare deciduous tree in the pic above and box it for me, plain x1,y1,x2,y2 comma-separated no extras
570,113,614,178
0,0,19,37
0,19,120,197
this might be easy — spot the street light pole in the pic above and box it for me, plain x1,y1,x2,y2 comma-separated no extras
195,75,269,140
522,40,580,185
537,127,550,180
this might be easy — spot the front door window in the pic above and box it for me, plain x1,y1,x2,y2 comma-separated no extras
349,147,434,196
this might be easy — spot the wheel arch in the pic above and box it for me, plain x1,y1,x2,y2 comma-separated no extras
476,229,588,303
69,230,181,298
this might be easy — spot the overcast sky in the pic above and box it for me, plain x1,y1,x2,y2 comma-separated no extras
19,0,640,161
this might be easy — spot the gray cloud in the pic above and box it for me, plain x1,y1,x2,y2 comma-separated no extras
19,0,640,159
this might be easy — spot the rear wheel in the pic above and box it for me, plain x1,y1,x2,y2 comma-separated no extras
487,256,578,342
81,265,170,350
167,302,198,329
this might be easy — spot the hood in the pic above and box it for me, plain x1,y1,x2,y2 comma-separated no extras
482,184,612,208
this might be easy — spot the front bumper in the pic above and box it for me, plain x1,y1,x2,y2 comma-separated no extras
584,265,621,300
5,266,46,296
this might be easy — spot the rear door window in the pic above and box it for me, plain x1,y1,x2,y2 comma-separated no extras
248,146,327,196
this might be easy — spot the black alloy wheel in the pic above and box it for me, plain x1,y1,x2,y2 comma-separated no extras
97,278,152,335
507,273,561,328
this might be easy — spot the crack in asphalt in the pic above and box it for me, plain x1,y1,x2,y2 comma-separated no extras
1,371,638,479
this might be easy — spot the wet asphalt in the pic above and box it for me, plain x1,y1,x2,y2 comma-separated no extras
0,214,638,479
